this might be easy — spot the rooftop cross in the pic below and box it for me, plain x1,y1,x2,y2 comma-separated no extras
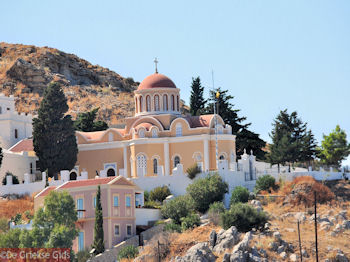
154,57,158,73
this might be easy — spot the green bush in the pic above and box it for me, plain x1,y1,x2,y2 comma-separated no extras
0,218,9,233
76,250,90,262
161,195,194,224
164,222,182,233
230,186,250,206
186,173,228,213
181,213,200,231
150,186,171,203
117,245,139,260
143,200,161,209
220,203,268,232
144,190,150,202
2,172,20,185
255,175,276,193
208,202,225,225
186,163,202,179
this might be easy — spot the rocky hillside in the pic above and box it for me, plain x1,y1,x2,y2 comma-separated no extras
0,42,138,123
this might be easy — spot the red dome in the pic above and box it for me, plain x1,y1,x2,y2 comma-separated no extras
138,73,176,90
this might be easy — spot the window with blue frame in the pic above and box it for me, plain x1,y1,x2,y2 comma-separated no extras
126,196,131,207
113,196,119,207
93,196,96,208
77,198,84,218
78,232,84,251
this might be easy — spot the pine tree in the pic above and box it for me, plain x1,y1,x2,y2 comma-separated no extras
189,77,206,116
92,185,104,254
74,108,108,132
33,82,78,179
318,125,350,167
267,109,317,168
205,88,266,159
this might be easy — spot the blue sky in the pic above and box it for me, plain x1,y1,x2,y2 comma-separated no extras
1,0,350,165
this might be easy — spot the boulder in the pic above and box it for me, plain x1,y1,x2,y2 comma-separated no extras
302,249,309,258
289,254,298,262
335,253,349,262
209,230,217,248
214,227,240,253
231,232,252,253
273,231,282,242
179,242,216,262
230,250,247,262
222,253,231,262
342,220,350,230
279,252,287,260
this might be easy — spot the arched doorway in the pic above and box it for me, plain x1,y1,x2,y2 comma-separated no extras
107,168,116,177
70,172,77,180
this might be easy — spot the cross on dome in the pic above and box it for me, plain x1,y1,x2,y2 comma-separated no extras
154,57,158,74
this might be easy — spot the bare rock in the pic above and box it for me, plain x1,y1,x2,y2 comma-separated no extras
232,232,252,253
180,242,216,262
279,252,287,260
209,230,217,249
289,253,298,262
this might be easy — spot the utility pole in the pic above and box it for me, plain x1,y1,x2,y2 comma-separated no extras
212,70,219,169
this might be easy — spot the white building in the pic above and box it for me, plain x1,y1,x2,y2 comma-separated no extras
0,94,33,150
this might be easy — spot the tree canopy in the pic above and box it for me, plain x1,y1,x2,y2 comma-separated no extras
33,82,78,178
189,77,206,116
205,87,266,160
267,109,317,167
317,125,350,167
74,108,108,132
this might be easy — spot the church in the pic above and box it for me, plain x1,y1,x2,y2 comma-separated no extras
74,66,237,179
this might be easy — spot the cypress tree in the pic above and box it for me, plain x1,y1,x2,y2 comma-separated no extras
33,82,78,179
74,107,108,132
92,185,104,254
189,77,206,116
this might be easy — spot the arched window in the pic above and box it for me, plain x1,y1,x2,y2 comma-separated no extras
151,128,158,138
139,96,143,112
219,155,225,160
176,123,182,137
135,98,138,113
163,95,168,111
70,172,77,180
138,129,145,138
153,158,158,174
137,154,147,177
154,95,160,111
108,132,114,142
174,156,180,168
171,95,175,111
107,168,116,177
177,96,180,111
146,95,151,112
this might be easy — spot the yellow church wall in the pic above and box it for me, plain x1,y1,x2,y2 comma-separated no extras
169,141,203,171
133,143,164,177
77,147,124,179
209,139,235,170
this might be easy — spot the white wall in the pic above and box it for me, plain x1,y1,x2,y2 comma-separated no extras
0,149,37,183
135,208,161,226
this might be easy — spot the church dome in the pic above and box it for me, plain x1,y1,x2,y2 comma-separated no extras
138,73,176,90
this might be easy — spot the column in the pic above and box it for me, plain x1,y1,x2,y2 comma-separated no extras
204,137,209,172
123,144,128,177
164,140,170,176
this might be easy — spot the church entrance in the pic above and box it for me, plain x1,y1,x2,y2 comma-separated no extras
107,168,116,177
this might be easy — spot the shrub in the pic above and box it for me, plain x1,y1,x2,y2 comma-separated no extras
208,202,225,225
76,250,90,262
150,186,171,203
145,232,171,259
230,186,250,206
186,173,228,213
161,195,194,224
2,172,20,185
255,175,276,193
144,190,150,202
0,218,9,233
164,222,182,233
220,203,268,232
181,213,200,231
186,163,202,179
117,245,139,260
143,201,161,209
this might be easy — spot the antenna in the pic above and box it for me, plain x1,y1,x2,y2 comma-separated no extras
211,70,219,170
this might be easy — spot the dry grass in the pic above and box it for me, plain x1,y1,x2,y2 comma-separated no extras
0,195,34,221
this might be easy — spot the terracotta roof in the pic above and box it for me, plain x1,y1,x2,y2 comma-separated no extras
77,131,105,140
138,73,176,90
9,138,34,152
35,186,56,198
57,176,136,189
184,115,214,128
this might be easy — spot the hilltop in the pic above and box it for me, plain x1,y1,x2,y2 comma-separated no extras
0,42,137,123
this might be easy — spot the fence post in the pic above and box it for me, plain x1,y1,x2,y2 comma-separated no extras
297,220,303,262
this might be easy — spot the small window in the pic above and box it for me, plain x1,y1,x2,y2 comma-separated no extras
93,196,96,208
139,96,143,112
176,123,182,137
153,158,158,174
114,225,120,236
78,232,84,251
177,96,180,111
219,155,225,160
151,128,158,138
126,196,131,207
154,95,160,111
127,225,132,236
30,163,33,174
113,196,119,207
163,95,168,111
171,95,175,111
138,129,145,138
70,172,77,180
77,198,84,218
146,95,151,111
107,168,115,177
14,129,18,139
174,156,180,168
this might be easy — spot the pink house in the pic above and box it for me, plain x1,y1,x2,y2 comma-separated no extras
34,176,143,253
